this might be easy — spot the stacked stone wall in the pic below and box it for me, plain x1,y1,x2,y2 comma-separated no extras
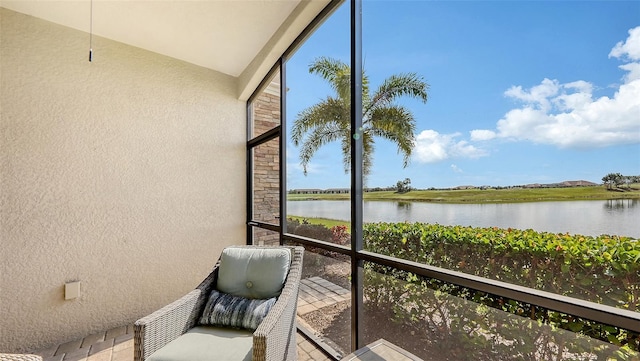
252,88,280,245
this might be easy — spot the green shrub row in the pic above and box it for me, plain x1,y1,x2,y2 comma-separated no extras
287,218,640,358
363,222,639,311
362,222,640,359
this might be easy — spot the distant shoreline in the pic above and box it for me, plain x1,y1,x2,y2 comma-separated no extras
287,185,640,204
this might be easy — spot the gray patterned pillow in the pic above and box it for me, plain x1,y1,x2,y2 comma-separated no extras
199,290,276,330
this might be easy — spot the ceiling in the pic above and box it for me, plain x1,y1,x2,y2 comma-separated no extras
1,0,330,98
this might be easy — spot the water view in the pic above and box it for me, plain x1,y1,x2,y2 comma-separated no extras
287,199,640,238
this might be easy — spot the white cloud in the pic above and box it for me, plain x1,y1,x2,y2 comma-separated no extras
564,80,594,93
414,130,487,163
609,26,640,61
610,26,640,82
472,26,640,149
470,129,497,141
451,164,463,173
619,62,640,83
504,78,560,112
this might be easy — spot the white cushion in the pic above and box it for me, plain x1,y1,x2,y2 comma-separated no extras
147,326,252,361
217,247,291,299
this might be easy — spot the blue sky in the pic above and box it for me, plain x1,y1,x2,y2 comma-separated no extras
285,1,640,190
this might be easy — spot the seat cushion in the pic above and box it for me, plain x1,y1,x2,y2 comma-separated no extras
199,290,276,330
147,326,253,361
217,246,291,299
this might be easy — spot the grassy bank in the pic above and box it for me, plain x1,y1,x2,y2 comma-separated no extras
288,185,640,203
287,215,350,231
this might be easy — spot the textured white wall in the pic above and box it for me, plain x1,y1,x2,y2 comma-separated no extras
0,8,246,352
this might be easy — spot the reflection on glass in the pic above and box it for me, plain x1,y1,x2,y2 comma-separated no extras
252,226,279,247
286,240,351,357
286,217,350,247
363,263,639,361
252,137,279,225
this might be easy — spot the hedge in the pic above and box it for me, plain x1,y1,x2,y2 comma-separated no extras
363,222,639,311
362,222,640,360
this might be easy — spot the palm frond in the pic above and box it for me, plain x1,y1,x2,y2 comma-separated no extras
292,96,349,175
309,57,352,102
362,131,375,180
340,135,350,175
291,97,349,147
369,106,417,168
298,123,346,175
365,73,428,117
338,129,375,178
309,56,371,104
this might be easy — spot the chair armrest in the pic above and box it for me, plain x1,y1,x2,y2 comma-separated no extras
0,354,43,361
134,267,218,361
253,246,304,361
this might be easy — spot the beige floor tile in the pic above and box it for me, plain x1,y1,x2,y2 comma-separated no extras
309,349,330,361
299,340,317,353
80,333,105,349
42,355,64,361
33,294,339,361
87,349,112,361
55,339,82,355
105,327,126,341
61,347,89,361
36,345,59,358
112,338,133,353
297,304,318,315
110,348,133,361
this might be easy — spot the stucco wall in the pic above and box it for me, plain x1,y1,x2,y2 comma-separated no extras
0,8,246,352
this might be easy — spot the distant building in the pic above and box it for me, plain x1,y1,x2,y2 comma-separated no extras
454,185,476,190
523,180,597,189
324,188,350,194
561,180,598,187
290,188,323,194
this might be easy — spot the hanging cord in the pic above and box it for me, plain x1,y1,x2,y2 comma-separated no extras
89,0,93,62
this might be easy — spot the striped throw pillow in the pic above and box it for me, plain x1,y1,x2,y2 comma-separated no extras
199,290,276,330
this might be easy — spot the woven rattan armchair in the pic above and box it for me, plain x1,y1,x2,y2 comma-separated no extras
0,355,43,361
134,246,303,361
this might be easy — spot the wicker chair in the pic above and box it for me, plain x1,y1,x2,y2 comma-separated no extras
0,355,43,361
134,246,304,361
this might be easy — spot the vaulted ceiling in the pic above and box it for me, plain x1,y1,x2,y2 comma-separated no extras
1,0,331,99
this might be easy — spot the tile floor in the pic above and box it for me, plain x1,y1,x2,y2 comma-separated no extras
24,277,350,361
28,324,331,361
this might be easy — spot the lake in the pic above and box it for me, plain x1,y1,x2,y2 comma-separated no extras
287,199,640,238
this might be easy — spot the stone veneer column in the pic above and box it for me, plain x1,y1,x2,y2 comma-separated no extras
251,80,281,245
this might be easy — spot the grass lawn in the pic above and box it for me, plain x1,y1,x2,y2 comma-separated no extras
287,185,640,204
287,215,350,231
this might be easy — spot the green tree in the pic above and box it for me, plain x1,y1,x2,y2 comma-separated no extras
396,178,412,193
291,56,429,177
623,175,640,189
602,174,614,189
603,172,625,190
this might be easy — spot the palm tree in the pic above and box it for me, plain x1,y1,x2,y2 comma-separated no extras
291,56,429,177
